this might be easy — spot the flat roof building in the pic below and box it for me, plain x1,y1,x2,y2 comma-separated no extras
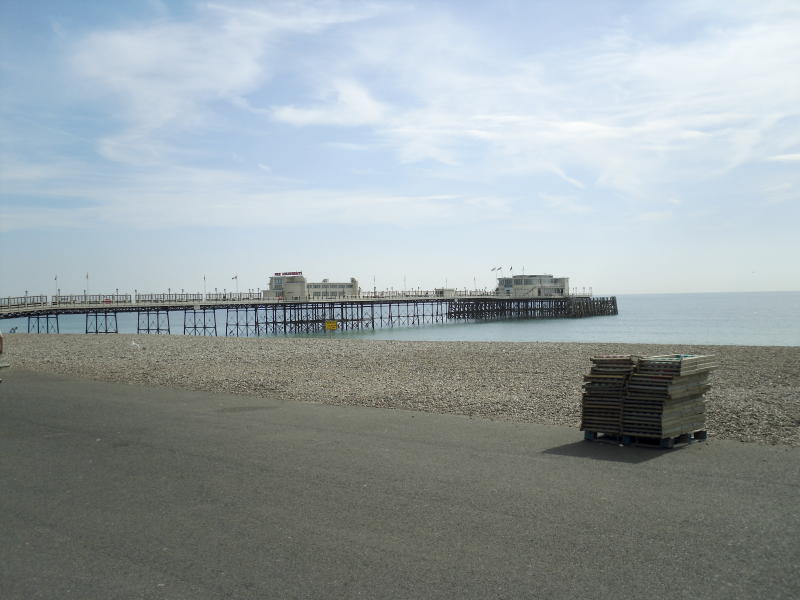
263,272,360,301
307,278,360,299
496,274,569,298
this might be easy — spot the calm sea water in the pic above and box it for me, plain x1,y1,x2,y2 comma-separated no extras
2,292,798,347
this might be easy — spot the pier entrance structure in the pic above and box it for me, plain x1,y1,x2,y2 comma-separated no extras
2,296,618,336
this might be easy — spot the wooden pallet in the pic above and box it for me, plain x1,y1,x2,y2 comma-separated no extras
584,429,708,449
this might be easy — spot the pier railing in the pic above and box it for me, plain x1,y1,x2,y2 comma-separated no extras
1,288,593,310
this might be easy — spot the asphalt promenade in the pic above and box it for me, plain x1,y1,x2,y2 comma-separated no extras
1,370,798,599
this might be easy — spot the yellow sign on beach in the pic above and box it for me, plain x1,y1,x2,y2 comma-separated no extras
325,320,339,331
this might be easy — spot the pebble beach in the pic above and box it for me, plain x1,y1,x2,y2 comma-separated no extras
4,334,799,446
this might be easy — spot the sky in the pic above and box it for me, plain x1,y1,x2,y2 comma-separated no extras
1,0,799,297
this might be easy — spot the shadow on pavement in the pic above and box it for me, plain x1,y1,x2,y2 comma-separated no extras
542,440,669,464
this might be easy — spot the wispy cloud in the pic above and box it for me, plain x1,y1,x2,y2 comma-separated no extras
0,158,511,232
272,79,387,126
268,2,800,201
69,2,390,164
4,0,800,234
541,193,593,215
635,210,673,223
2,1,799,294
59,0,800,194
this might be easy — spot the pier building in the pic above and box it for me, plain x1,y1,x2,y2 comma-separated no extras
434,288,456,298
496,274,569,298
263,272,360,301
308,278,361,299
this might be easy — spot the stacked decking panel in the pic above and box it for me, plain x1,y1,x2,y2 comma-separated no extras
635,354,717,377
580,355,638,435
623,354,716,439
581,354,716,443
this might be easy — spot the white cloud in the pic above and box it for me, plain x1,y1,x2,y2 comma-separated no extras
7,0,800,237
266,2,800,202
0,158,512,232
73,22,262,129
69,2,389,164
59,0,800,203
541,193,593,215
635,211,672,223
761,181,796,205
272,79,387,125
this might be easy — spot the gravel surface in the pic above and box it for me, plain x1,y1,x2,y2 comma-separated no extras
3,334,799,446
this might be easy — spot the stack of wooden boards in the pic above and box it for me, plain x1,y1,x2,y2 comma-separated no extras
581,354,716,443
580,355,638,435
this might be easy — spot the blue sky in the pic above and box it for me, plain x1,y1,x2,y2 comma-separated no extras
1,0,799,296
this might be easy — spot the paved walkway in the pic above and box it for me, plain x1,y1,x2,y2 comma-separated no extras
1,370,798,599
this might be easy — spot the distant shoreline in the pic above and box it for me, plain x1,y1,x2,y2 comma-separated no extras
5,334,799,447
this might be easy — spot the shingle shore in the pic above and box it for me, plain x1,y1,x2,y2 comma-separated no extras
5,334,799,446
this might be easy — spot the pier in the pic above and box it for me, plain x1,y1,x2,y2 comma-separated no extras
1,295,618,335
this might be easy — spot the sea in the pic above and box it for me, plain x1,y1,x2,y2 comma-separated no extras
2,292,798,347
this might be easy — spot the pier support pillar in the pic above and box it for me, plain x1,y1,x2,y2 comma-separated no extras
225,306,259,337
86,311,118,334
138,310,170,334
27,314,59,334
183,309,217,336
